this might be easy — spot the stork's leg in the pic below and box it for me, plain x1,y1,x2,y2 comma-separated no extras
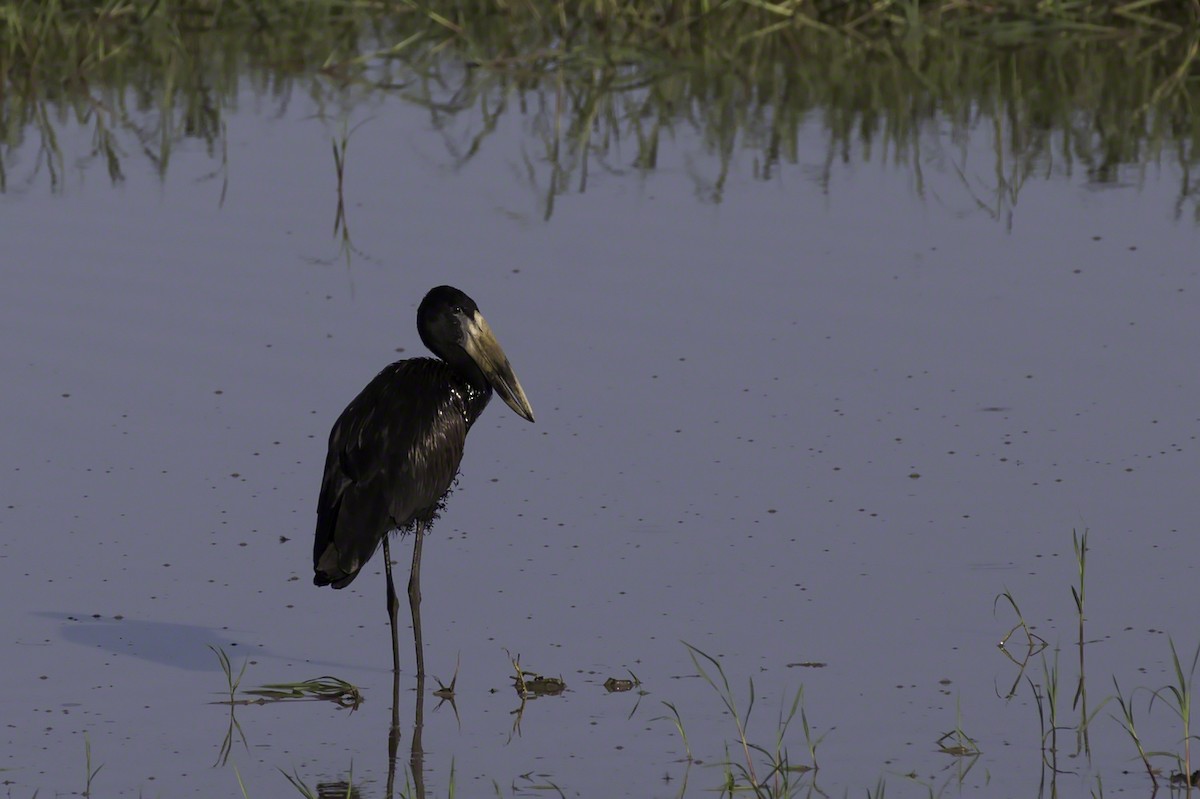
383,535,401,675
409,521,426,679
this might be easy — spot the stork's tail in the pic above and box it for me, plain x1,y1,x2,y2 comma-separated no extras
313,542,360,589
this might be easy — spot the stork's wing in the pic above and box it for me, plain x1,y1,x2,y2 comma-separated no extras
313,358,468,588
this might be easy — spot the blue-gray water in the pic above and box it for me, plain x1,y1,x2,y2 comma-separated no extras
3,87,1199,797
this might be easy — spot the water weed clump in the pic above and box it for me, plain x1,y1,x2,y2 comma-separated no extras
210,644,361,709
243,677,364,709
936,697,981,758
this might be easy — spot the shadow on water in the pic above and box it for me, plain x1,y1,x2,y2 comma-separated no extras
37,612,246,672
2,4,1200,223
36,612,374,674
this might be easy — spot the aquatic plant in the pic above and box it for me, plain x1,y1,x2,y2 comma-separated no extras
677,642,820,798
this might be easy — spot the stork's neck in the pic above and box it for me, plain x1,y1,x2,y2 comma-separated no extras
450,377,492,430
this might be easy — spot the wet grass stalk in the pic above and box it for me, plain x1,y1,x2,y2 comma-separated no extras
656,700,694,762
216,698,249,768
797,686,825,772
234,764,251,799
1111,678,1158,788
328,117,371,266
279,765,318,798
328,121,348,255
683,642,817,797
995,589,1049,658
211,644,248,704
720,740,738,796
275,763,354,799
669,762,693,799
1072,528,1088,646
433,654,460,700
1026,674,1051,788
206,646,253,766
331,128,347,231
768,686,819,780
82,732,102,797
491,773,566,798
1038,649,1062,772
1150,639,1200,790
995,587,1050,700
685,643,760,787
1071,528,1100,757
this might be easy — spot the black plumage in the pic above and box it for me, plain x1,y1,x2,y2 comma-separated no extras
312,286,534,675
313,359,482,588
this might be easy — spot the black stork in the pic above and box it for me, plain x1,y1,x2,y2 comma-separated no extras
313,285,535,675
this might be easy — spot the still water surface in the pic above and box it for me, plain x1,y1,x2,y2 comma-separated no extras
3,59,1200,798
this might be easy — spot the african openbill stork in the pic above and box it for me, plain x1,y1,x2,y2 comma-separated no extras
313,285,535,675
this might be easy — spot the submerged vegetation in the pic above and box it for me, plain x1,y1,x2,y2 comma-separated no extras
1,1,1199,217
